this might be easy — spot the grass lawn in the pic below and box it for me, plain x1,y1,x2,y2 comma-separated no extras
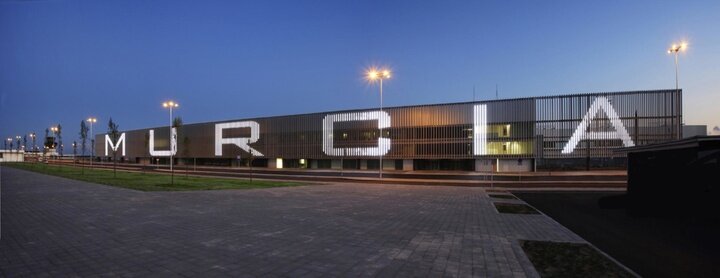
2,162,303,191
521,240,634,277
488,194,518,200
494,202,540,214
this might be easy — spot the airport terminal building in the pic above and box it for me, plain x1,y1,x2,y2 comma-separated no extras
97,89,682,172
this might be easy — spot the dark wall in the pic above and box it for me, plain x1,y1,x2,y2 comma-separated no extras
627,145,720,216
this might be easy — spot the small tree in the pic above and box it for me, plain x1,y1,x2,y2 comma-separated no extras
183,136,190,178
171,117,182,185
79,120,88,156
142,132,150,174
90,138,95,165
107,118,121,178
248,149,254,183
56,124,63,156
79,121,89,174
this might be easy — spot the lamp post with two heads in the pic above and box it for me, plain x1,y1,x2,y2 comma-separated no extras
366,68,392,180
163,101,179,185
87,118,97,168
667,41,688,138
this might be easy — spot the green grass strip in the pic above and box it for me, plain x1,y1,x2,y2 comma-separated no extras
494,202,540,214
521,240,634,277
2,162,302,191
489,194,518,200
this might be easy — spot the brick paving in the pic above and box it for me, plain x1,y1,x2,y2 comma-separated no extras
0,167,585,277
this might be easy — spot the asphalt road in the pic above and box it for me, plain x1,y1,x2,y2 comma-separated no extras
515,191,720,278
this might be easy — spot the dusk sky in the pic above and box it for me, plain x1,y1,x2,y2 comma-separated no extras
1,0,719,150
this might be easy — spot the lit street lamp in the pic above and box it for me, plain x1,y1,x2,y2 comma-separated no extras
366,68,391,180
163,101,179,184
667,41,687,137
87,117,97,168
50,126,58,158
29,133,36,152
15,135,21,152
667,41,687,91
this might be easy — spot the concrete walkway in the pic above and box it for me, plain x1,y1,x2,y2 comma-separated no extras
1,167,590,277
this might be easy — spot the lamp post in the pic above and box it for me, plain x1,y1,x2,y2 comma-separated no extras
30,133,36,152
667,41,687,138
15,136,21,153
5,138,11,151
87,118,97,168
366,68,391,180
163,101,179,185
50,126,58,159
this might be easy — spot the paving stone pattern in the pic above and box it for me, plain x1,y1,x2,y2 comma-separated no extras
0,167,585,277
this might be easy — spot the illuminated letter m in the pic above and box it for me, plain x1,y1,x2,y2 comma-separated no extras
105,133,126,156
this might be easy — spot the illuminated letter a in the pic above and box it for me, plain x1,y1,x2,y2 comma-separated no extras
561,97,635,154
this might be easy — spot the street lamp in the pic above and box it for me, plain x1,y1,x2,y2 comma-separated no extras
87,117,97,168
667,41,687,90
29,133,36,152
366,68,391,180
163,101,179,184
50,126,58,158
667,41,687,137
6,138,11,151
15,136,21,153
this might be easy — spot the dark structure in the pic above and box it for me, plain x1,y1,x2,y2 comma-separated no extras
623,136,720,215
96,89,682,172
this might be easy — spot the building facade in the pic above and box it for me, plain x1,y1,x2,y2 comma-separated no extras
97,90,682,171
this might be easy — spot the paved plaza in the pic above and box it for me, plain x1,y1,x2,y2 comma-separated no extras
0,167,587,277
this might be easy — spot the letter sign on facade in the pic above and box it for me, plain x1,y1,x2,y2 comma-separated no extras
95,91,676,164
562,97,635,154
473,104,487,155
104,133,126,156
322,111,391,156
148,128,177,157
215,121,263,156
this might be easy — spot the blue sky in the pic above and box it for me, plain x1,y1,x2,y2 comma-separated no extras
1,0,719,149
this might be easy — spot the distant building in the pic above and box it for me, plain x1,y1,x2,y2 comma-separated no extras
96,90,683,172
0,150,25,162
683,125,708,138
712,126,720,136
